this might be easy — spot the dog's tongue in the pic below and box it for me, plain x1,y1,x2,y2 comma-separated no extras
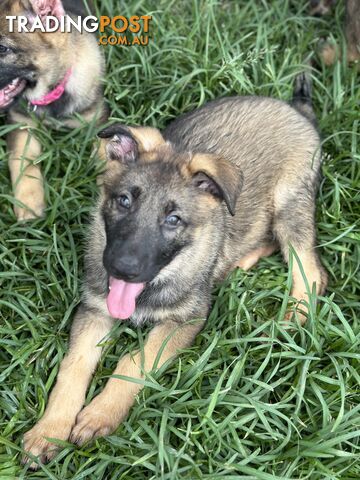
107,277,145,319
0,87,11,108
0,78,26,108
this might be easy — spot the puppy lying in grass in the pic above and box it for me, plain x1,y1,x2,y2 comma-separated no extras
23,74,327,467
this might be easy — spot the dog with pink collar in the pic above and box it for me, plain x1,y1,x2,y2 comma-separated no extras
0,0,107,221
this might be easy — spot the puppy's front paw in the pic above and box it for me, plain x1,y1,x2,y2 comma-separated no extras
70,399,123,445
284,303,308,326
318,39,339,66
15,205,45,221
14,185,45,221
22,419,72,469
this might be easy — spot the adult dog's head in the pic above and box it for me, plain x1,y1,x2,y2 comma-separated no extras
97,124,243,319
0,0,86,110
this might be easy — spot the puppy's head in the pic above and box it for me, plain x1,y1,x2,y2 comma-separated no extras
0,0,74,110
97,123,243,319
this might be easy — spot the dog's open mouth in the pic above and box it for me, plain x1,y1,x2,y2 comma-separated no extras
107,276,145,319
0,78,26,109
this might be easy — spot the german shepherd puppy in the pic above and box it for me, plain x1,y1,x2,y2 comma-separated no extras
23,75,327,467
0,0,106,220
310,0,360,66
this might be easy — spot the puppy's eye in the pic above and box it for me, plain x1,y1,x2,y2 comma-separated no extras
165,214,181,227
0,45,10,54
117,194,131,209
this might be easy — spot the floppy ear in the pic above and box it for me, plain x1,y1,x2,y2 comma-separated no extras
188,153,243,216
29,0,65,20
98,124,166,164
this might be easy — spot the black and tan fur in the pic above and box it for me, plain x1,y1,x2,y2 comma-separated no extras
310,0,360,66
23,76,328,467
0,0,106,220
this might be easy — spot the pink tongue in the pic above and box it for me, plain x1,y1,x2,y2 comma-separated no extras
106,277,145,319
0,89,7,107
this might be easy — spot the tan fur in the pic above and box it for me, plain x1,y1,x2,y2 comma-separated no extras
23,312,203,460
23,88,327,466
187,153,219,178
70,320,204,445
23,310,114,467
7,127,44,220
128,126,167,153
320,42,339,65
1,0,106,220
285,249,327,325
187,153,243,215
140,144,174,163
236,244,278,271
314,0,360,67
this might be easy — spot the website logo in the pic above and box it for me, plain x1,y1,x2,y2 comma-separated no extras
6,15,153,46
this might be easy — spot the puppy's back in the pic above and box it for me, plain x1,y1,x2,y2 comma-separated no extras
164,96,320,172
163,96,322,218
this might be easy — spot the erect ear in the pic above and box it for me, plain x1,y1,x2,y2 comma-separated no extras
29,0,65,20
188,153,243,216
98,124,166,164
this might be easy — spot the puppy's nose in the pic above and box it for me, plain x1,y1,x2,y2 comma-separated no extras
113,256,141,280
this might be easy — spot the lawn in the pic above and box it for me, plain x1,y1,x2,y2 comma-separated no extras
0,0,359,478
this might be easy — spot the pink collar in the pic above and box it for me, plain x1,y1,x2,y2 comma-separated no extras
30,68,72,107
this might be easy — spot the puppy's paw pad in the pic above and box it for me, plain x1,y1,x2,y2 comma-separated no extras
70,407,115,446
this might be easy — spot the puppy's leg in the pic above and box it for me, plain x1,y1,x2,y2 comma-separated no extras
318,41,340,66
345,0,360,63
236,243,278,271
8,128,45,221
274,186,327,324
23,307,113,468
70,319,204,445
94,138,108,187
317,0,360,66
96,138,108,163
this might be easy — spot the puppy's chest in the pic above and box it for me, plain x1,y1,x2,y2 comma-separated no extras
12,94,77,126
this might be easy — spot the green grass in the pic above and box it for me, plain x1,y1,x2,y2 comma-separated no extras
0,0,359,478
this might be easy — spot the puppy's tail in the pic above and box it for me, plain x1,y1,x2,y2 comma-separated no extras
291,72,317,126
